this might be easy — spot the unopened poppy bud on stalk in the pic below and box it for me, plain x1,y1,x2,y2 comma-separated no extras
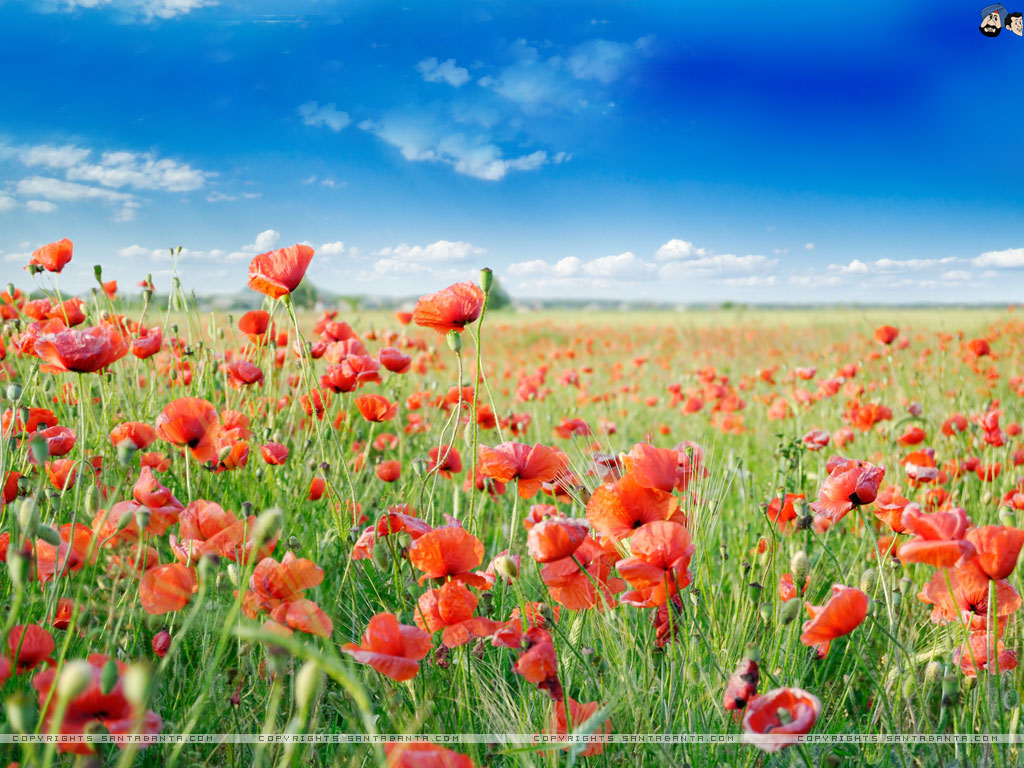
84,485,101,517
479,267,493,293
226,563,240,588
371,544,391,571
116,439,137,467
6,383,21,401
790,550,809,585
446,329,462,353
5,282,14,298
134,505,152,532
412,457,428,477
17,498,38,538
122,663,151,709
93,264,103,282
28,434,49,465
59,660,94,701
7,550,28,589
859,568,877,595
493,554,519,580
923,661,942,686
100,659,119,694
116,506,135,532
747,582,763,604
758,602,772,622
5,692,33,733
253,507,283,546
36,525,62,547
780,598,801,625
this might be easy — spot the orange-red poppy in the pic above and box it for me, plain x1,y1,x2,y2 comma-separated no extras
955,631,1018,677
139,563,197,615
155,397,220,463
355,394,398,422
586,473,679,543
873,325,899,345
375,460,402,482
526,517,589,563
260,442,289,465
616,520,694,607
384,743,476,768
918,560,1021,631
965,526,1024,580
8,623,55,672
29,238,73,273
809,458,884,527
478,441,569,499
414,581,502,648
897,506,975,567
110,421,157,450
34,325,127,374
341,613,432,681
742,687,821,752
541,536,625,611
408,526,489,589
247,244,314,299
412,281,484,334
800,585,868,657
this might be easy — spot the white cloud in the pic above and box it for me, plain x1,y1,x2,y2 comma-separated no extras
974,248,1024,268
804,242,815,251
654,239,708,261
567,39,637,84
222,229,280,261
827,257,958,274
20,144,92,169
376,240,484,263
940,270,971,282
583,251,655,278
297,101,351,132
63,150,209,191
16,175,132,203
49,0,212,20
320,241,345,256
26,200,57,214
788,274,842,288
508,252,655,280
658,253,777,276
720,275,778,288
0,195,16,212
416,57,471,87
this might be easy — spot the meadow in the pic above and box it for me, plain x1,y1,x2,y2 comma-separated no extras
2,239,1024,767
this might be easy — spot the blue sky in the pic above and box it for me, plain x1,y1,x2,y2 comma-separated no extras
1,0,1023,303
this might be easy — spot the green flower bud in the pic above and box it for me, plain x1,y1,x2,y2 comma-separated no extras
758,602,772,622
479,267,493,293
5,383,22,401
941,674,958,707
295,661,323,712
492,554,519,581
924,661,942,686
252,507,283,547
7,550,29,589
28,434,49,465
747,582,763,604
371,544,391,571
59,661,95,701
226,563,240,588
446,330,462,354
790,550,809,586
860,568,877,595
17,498,38,538
36,525,62,546
999,507,1015,527
122,663,151,708
134,505,151,532
93,264,103,282
780,598,802,625
5,692,34,733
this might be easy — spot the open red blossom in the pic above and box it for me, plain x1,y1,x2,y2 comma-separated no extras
873,325,899,345
155,397,221,463
541,536,625,611
414,581,502,648
766,493,804,533
221,360,264,388
809,458,884,527
34,325,128,374
260,442,289,465
139,563,197,615
918,560,1022,631
617,520,695,607
342,613,432,682
355,394,398,422
408,526,489,589
412,281,484,334
800,585,868,658
514,627,564,701
29,238,73,273
478,441,568,499
955,631,1019,677
170,499,276,564
965,526,1024,580
247,244,314,299
9,624,55,672
586,473,679,543
724,656,760,712
742,687,821,752
110,421,157,450
33,654,162,755
898,505,976,567
428,446,463,478
872,486,910,533
527,517,589,563
548,699,612,756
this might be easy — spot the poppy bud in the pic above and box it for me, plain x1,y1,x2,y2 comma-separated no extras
116,439,137,467
17,498,38,538
780,598,801,625
84,485,101,517
891,590,902,608
7,549,29,589
5,282,14,299
28,433,49,465
859,568,877,595
446,330,462,353
116,506,135,532
287,535,301,550
60,660,95,701
941,674,958,707
924,661,942,686
790,550,809,585
241,501,253,516
122,663,151,709
999,507,1015,526
134,505,151,532
93,264,103,282
226,563,240,588
758,602,772,622
36,525,62,546
796,514,813,531
793,497,808,517
152,630,171,658
217,444,234,464
6,383,21,401
1003,687,1020,709
982,491,992,506
295,661,322,712
412,458,428,477
493,554,519,581
5,692,33,733
253,507,283,546
371,544,391,571
479,267,493,293
747,582,763,604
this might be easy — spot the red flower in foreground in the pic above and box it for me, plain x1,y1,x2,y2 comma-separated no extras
414,581,502,648
9,624,55,672
408,526,489,589
34,325,128,374
29,238,73,273
800,585,868,658
33,654,162,755
384,743,477,768
955,631,1018,677
742,687,821,752
723,655,760,712
247,244,314,299
139,563,197,615
616,520,694,607
965,526,1024,580
478,441,569,498
526,517,589,563
898,506,975,567
917,560,1021,631
341,613,432,681
412,281,484,334
260,442,289,465
809,459,884,528
155,397,220,463
586,473,679,543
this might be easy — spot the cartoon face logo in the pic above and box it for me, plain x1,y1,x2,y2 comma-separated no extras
980,3,1007,35
1007,11,1024,34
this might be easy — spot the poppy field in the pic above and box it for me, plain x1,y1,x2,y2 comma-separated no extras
4,239,1024,767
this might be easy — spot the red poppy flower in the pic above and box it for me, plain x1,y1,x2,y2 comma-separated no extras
170,499,276,565
243,553,329,636
412,281,485,333
766,493,805,533
742,687,821,752
342,613,432,681
917,560,1021,631
428,446,462,478
247,244,314,299
152,630,171,658
8,624,55,672
155,397,221,463
514,627,563,700
809,458,884,527
238,310,273,343
260,442,289,465
724,656,760,712
541,536,625,611
616,520,695,607
801,429,830,451
586,473,679,543
131,325,162,359
898,506,976,568
527,517,589,563
384,743,476,768
379,347,412,373
308,476,326,500
34,325,128,374
414,581,502,647
269,598,334,637
955,631,1018,677
139,563,197,615
548,699,612,756
800,585,869,657
375,460,402,482
355,394,398,422
110,421,157,450
29,238,73,273
221,360,264,388
966,526,1024,580
873,325,899,345
967,338,991,357
478,442,569,499
408,526,489,589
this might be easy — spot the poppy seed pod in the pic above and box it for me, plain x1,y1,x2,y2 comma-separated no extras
116,440,137,467
747,582,763,604
780,598,801,625
6,383,21,401
59,660,95,701
479,267,493,293
758,602,772,622
859,568,877,595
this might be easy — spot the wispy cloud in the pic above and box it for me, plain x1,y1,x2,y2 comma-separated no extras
297,101,351,132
